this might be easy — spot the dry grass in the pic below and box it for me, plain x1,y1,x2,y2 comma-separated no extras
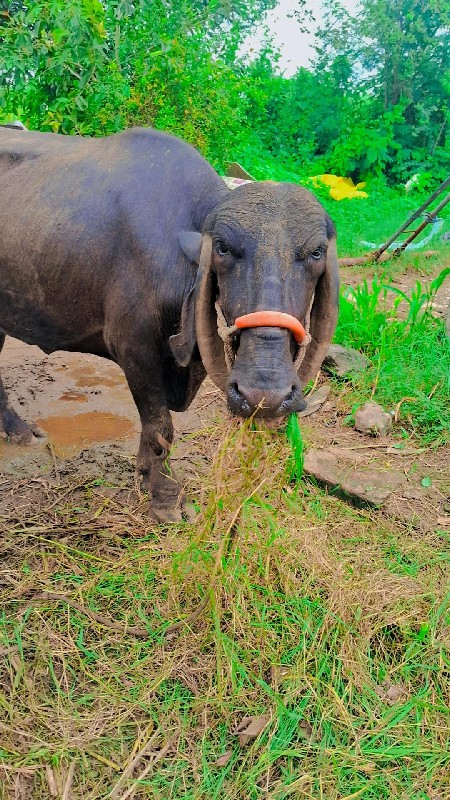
0,417,449,799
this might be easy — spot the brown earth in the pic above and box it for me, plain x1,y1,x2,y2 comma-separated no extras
0,336,225,516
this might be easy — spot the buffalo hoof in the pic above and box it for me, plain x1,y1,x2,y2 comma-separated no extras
6,421,46,446
137,466,194,524
151,500,198,524
151,503,184,524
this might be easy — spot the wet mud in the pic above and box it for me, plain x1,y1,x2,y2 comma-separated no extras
38,412,136,458
0,337,222,482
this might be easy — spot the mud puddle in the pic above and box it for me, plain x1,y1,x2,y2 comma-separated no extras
56,362,128,389
37,411,136,458
0,340,141,472
0,339,220,478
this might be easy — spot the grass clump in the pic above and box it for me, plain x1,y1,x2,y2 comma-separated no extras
335,268,450,445
0,417,449,799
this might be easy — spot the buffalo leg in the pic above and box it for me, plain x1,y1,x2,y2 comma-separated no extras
120,358,185,522
0,334,45,444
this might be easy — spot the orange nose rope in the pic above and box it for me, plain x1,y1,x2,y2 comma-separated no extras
235,311,306,344
215,302,313,373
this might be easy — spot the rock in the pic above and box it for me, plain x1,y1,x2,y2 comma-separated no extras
375,682,405,704
322,344,370,377
298,385,330,417
402,488,424,501
304,449,405,506
354,402,392,436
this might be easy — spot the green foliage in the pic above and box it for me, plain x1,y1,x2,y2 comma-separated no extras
1,0,448,183
312,0,450,184
335,269,450,445
0,0,282,161
0,0,128,134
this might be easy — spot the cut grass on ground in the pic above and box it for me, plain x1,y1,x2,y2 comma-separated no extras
1,254,449,799
1,419,449,799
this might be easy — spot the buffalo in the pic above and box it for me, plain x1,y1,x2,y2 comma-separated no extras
0,126,338,520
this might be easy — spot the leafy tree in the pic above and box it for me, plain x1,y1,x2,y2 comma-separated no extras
0,0,26,26
312,0,450,182
1,0,448,184
0,0,286,161
0,0,124,134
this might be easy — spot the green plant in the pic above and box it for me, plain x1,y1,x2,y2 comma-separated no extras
383,268,450,327
335,269,450,445
285,412,305,481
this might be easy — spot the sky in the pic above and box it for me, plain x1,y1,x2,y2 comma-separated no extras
248,0,360,76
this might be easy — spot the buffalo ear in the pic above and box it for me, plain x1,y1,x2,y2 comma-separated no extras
298,233,339,386
169,284,197,367
178,231,203,264
194,235,229,392
169,231,203,366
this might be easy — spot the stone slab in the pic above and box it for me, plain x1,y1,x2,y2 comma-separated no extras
322,344,370,377
304,449,406,506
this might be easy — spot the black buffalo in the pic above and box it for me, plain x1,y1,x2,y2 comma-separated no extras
0,126,338,520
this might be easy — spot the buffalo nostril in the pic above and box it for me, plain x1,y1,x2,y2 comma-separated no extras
228,378,305,418
228,381,251,416
281,385,306,412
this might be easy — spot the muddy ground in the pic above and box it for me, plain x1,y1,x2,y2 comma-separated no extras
0,265,449,530
0,336,225,517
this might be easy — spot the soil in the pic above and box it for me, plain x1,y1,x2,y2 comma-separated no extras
0,337,223,477
1,265,449,532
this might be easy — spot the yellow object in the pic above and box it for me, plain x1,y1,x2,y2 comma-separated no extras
310,174,368,200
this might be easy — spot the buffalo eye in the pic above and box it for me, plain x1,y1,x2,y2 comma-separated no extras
215,239,229,257
295,246,324,262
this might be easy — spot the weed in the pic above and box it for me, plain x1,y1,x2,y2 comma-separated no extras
335,269,450,445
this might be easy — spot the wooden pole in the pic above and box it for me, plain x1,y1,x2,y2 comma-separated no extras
371,175,450,261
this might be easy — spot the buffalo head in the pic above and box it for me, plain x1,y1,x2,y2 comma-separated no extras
170,181,339,419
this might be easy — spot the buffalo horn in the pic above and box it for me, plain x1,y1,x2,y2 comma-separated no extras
195,235,229,393
297,236,340,385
